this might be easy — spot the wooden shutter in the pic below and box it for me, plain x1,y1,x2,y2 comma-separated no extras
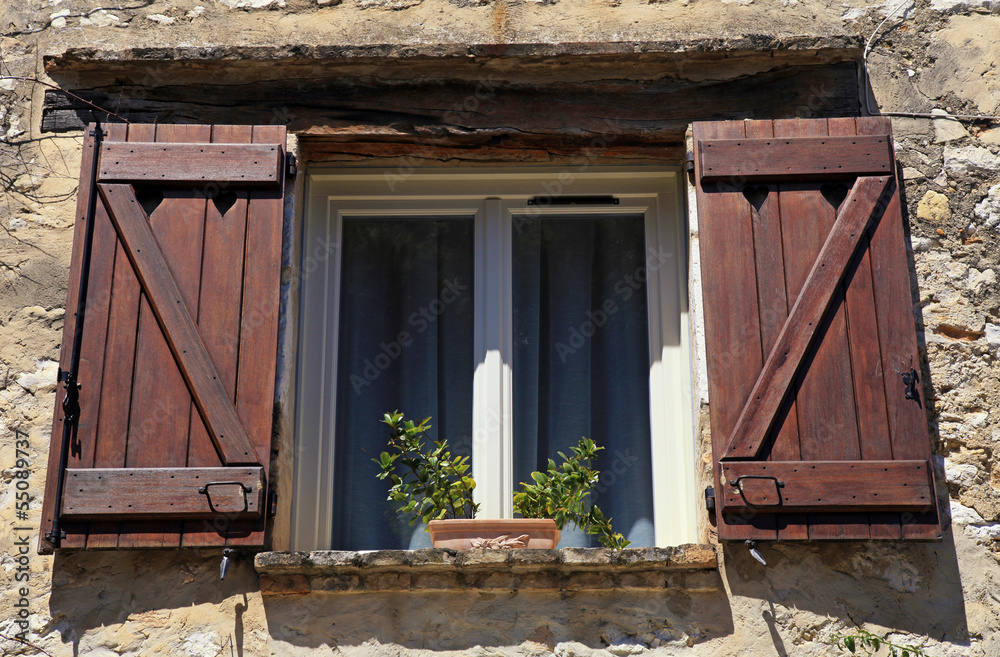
694,117,941,541
39,123,285,552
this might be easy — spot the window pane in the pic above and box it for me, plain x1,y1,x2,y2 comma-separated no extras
512,213,655,547
333,217,475,550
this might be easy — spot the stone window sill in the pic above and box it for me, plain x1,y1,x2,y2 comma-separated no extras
254,544,719,595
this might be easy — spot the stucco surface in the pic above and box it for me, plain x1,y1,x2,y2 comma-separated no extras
3,0,1000,655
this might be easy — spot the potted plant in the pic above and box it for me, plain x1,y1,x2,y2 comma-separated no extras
375,411,630,550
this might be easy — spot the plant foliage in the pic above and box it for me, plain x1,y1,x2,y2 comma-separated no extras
512,437,631,550
376,411,479,524
375,412,630,549
829,629,928,657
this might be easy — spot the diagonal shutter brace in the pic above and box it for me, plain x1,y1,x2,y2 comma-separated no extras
46,121,105,548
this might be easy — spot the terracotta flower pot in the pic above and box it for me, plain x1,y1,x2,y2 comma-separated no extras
427,518,561,549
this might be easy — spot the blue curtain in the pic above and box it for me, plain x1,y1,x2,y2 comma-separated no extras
332,217,475,550
512,213,655,547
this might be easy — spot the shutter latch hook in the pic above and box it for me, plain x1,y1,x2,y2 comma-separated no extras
745,540,768,566
220,548,235,581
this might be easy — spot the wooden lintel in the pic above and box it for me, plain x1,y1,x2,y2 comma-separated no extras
61,467,265,520
719,460,934,513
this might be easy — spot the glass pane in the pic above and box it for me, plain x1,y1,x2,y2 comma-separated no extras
512,213,655,547
333,217,475,550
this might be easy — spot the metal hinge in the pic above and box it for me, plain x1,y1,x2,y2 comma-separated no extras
285,152,297,179
704,486,716,512
902,367,920,400
268,485,278,517
57,367,81,425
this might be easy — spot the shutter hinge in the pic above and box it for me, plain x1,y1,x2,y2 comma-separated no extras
704,486,716,512
902,367,920,401
285,152,297,179
685,151,695,174
58,367,81,425
267,485,278,517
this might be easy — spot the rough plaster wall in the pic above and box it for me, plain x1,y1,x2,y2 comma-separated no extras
2,0,1000,655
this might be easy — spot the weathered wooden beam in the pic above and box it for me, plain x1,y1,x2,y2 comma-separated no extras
98,142,283,186
698,135,894,182
719,460,934,513
61,467,266,519
41,62,861,140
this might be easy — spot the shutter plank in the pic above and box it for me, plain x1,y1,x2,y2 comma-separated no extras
722,175,889,460
69,122,131,548
62,467,265,520
719,460,934,513
694,121,771,541
227,124,285,547
830,117,892,539
745,119,804,541
183,124,253,547
119,123,209,548
98,142,283,186
698,134,894,182
858,117,941,540
40,124,101,553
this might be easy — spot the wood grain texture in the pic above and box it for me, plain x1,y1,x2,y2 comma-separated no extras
39,124,101,553
98,142,282,186
722,175,889,461
695,118,940,541
62,467,265,519
858,117,941,540
698,135,893,182
45,123,285,551
743,119,801,540
227,124,286,548
99,183,259,466
693,121,772,542
720,460,934,513
118,123,208,548
182,124,252,547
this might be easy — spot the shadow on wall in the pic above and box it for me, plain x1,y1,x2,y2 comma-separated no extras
260,584,734,652
49,549,257,655
722,526,970,652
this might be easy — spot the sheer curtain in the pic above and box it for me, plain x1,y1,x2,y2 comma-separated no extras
512,213,655,547
332,217,475,550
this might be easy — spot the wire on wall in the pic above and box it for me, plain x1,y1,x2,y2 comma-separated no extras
861,0,1000,124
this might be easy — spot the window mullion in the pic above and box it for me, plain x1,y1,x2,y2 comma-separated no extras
472,199,510,517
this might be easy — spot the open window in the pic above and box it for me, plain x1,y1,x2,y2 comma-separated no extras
292,168,695,551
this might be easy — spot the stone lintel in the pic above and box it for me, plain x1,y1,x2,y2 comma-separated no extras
255,545,719,594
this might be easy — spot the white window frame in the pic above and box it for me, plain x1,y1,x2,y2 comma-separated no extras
292,167,695,550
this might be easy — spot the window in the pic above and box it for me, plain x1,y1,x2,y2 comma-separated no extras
292,168,695,551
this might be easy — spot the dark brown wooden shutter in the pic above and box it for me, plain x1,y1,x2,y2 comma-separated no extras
694,117,941,541
39,123,285,552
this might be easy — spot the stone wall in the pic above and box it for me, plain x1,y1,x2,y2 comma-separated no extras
2,0,1000,655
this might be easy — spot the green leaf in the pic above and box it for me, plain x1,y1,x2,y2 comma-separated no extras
845,636,855,653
